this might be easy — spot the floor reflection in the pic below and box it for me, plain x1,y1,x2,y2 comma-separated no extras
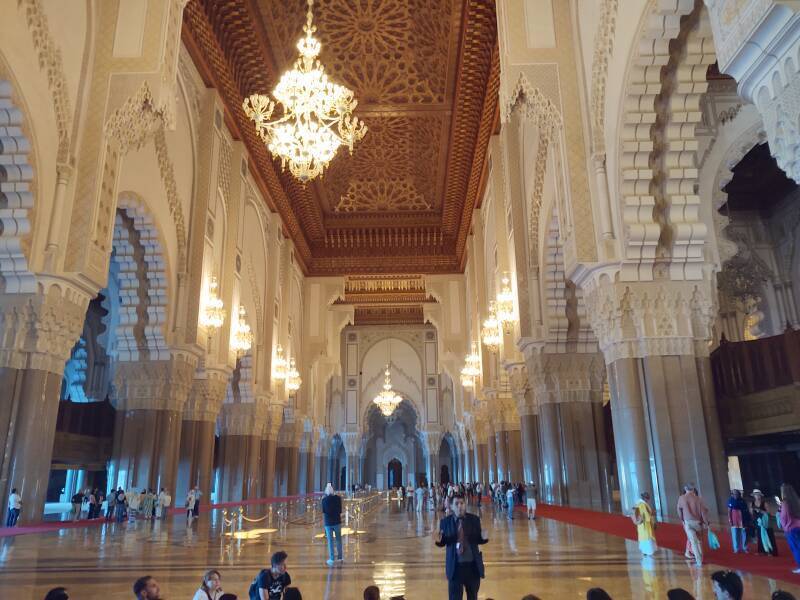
0,496,799,600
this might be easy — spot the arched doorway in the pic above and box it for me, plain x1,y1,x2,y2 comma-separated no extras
388,459,402,488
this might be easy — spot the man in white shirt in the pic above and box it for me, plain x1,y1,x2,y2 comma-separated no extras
6,488,21,527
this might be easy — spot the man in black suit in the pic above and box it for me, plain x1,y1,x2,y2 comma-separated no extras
434,493,488,600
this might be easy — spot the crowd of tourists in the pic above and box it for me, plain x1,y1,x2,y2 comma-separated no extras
630,481,800,575
391,479,537,520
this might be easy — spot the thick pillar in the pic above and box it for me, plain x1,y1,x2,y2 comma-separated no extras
286,445,300,495
422,431,442,485
584,279,724,517
487,433,497,484
494,430,507,482
274,445,287,496
261,405,282,497
0,283,90,523
506,429,524,482
526,353,610,509
177,370,227,502
112,354,196,495
519,414,540,485
216,401,268,502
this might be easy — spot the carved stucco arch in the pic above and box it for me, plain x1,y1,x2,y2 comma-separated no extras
0,79,36,294
112,193,171,362
359,337,424,425
505,73,562,271
616,1,717,280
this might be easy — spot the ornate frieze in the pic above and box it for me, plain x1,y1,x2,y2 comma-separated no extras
113,351,197,412
184,367,230,422
0,276,91,373
582,278,716,364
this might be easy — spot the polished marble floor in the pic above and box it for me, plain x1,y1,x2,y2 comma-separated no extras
2,497,799,599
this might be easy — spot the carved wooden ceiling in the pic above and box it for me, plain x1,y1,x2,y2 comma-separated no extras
334,275,436,325
183,0,499,275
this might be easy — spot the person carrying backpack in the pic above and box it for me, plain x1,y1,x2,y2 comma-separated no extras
249,551,291,600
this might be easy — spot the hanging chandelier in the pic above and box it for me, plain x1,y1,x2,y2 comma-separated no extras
481,301,502,353
373,364,402,417
287,357,302,392
231,305,254,353
242,0,367,182
200,276,226,331
273,344,288,380
496,273,516,331
460,342,482,388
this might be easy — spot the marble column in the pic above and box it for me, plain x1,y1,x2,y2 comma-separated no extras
287,445,300,495
216,401,268,502
261,406,282,497
0,283,90,523
537,401,566,504
697,356,732,513
0,367,63,521
274,445,287,496
177,370,227,502
476,443,489,484
176,419,216,501
297,450,309,494
584,279,725,517
506,429,524,482
527,353,610,509
112,354,195,495
519,414,541,486
494,430,508,482
487,434,497,484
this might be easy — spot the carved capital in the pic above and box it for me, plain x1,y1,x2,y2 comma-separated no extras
0,277,92,374
582,278,716,364
113,351,197,412
218,399,270,437
184,367,230,421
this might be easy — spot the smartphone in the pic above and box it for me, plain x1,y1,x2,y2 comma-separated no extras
775,495,782,505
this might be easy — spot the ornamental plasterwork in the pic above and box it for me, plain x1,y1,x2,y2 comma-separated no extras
219,399,270,437
112,351,196,412
505,73,562,269
589,0,619,155
0,81,36,295
153,127,188,273
617,1,695,281
18,0,72,162
0,277,91,373
113,201,170,362
582,280,717,364
184,369,230,422
245,257,265,339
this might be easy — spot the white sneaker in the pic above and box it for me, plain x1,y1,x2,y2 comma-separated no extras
326,559,334,567
336,557,343,562
792,568,800,574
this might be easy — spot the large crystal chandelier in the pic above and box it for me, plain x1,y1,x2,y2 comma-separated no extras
495,273,517,331
460,342,482,388
273,344,288,380
242,0,367,182
373,365,402,417
481,301,502,353
231,305,254,353
287,357,302,392
200,276,226,331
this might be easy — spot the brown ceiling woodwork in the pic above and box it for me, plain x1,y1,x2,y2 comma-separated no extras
183,0,499,275
336,275,435,325
354,305,425,325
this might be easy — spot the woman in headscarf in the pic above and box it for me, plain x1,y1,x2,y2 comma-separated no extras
632,491,658,556
751,489,778,556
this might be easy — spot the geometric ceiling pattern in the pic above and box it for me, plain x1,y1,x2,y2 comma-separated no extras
183,0,499,275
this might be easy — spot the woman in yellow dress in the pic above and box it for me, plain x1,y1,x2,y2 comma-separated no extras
633,491,658,556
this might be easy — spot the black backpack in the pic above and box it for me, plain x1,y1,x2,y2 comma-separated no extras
248,569,269,600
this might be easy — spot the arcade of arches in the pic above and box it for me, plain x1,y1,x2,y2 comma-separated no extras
2,0,800,597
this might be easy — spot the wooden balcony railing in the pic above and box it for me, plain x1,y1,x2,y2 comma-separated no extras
711,327,800,398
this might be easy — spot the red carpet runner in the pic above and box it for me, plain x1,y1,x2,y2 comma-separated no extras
535,502,800,585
